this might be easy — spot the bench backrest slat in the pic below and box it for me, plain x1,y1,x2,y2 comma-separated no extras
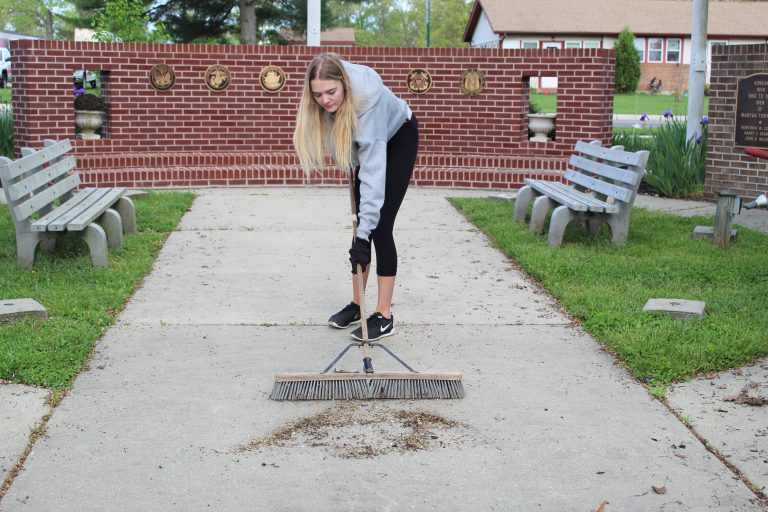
0,139,72,183
575,140,647,167
565,169,633,203
5,156,76,203
12,173,82,222
570,155,640,186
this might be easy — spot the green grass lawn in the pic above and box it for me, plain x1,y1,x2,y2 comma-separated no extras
0,191,195,390
531,92,709,116
451,198,768,386
0,87,10,104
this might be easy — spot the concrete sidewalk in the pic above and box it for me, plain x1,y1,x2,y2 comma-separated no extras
1,187,766,511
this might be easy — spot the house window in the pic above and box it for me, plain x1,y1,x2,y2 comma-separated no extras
565,41,581,49
583,41,600,49
522,41,539,49
634,37,646,63
648,38,663,63
666,38,681,63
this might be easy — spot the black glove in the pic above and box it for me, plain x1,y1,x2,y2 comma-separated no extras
349,237,371,273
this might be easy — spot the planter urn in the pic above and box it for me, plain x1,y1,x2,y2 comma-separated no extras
74,110,103,140
528,113,556,142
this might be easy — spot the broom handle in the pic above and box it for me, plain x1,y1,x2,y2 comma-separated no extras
349,169,374,373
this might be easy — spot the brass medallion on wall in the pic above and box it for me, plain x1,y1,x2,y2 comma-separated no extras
149,64,176,91
205,64,231,92
460,69,485,96
259,66,287,93
407,68,432,94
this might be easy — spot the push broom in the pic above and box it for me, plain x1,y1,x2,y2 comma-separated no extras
269,170,464,400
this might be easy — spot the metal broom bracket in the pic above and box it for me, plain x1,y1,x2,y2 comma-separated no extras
320,342,418,374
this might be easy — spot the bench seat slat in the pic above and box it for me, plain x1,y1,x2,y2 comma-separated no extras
67,188,125,230
565,170,632,203
31,188,101,232
0,140,72,182
12,174,82,222
569,155,639,186
575,140,646,167
6,156,77,203
524,178,619,213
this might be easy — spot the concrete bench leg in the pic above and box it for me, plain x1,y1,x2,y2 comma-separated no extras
513,186,535,223
80,223,109,268
548,206,579,247
530,196,555,234
98,209,124,249
587,218,605,236
16,231,43,270
39,235,57,253
114,196,137,235
606,214,630,245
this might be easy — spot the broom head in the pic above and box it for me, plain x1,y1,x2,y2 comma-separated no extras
270,372,464,400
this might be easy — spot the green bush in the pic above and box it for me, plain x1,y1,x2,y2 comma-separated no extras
614,27,641,93
643,119,707,198
0,108,12,159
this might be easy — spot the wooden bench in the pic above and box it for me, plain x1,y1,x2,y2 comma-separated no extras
513,140,650,247
0,139,136,269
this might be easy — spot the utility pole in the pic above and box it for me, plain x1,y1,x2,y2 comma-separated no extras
686,0,708,141
426,0,431,48
307,0,321,47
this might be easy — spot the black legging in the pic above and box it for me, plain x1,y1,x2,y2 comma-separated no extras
354,115,419,277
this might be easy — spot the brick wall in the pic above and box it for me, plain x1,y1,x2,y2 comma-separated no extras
706,43,768,201
639,63,689,95
10,40,615,189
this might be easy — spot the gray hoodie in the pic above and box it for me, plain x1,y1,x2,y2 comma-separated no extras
327,61,412,241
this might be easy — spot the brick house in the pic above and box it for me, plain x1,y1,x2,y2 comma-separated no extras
463,0,767,93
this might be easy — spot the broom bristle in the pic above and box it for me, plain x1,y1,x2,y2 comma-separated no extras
270,372,464,400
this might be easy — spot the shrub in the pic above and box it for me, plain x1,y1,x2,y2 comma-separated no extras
642,119,708,199
74,93,106,112
0,108,12,159
613,27,641,93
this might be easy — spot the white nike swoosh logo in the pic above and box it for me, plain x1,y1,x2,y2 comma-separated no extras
380,323,391,332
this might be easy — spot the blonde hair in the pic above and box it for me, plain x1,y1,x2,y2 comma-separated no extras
293,53,358,176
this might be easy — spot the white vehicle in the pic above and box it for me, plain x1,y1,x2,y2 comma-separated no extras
73,70,98,88
0,47,10,88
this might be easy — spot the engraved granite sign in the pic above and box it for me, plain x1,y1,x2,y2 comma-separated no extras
735,73,768,148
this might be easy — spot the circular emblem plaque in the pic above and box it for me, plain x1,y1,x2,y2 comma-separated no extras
460,69,485,96
259,66,287,93
205,64,231,92
407,68,432,94
149,64,176,91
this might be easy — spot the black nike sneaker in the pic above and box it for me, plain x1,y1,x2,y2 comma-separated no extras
328,302,361,329
350,312,395,341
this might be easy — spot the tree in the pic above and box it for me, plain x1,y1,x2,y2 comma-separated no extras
64,0,106,33
0,0,75,40
329,0,471,47
93,0,169,42
150,0,344,45
613,27,641,93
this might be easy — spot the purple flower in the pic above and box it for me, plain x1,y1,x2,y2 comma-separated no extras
73,86,86,97
700,116,709,125
663,109,674,119
640,112,649,122
696,135,703,144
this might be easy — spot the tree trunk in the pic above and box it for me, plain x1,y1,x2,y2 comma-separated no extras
239,0,257,45
45,8,55,39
